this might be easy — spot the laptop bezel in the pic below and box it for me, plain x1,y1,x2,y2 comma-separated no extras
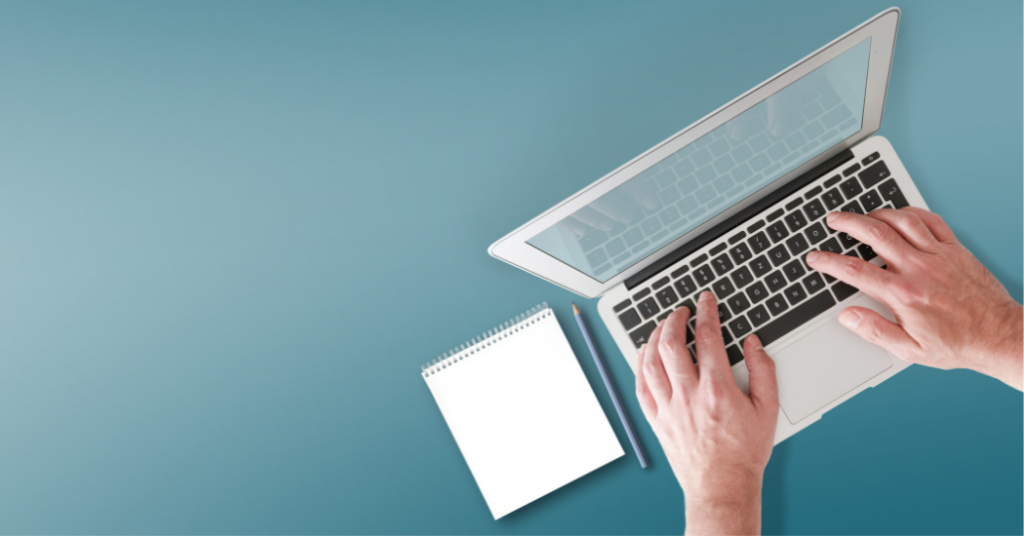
488,8,899,299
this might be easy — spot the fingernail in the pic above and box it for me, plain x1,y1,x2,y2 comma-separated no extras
747,334,762,351
839,310,862,329
806,251,819,264
826,212,839,223
699,290,713,302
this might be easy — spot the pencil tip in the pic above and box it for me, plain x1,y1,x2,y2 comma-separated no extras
572,303,581,315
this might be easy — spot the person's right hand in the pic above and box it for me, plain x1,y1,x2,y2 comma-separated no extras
805,207,1023,390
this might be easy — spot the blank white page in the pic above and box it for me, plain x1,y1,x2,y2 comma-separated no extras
424,308,623,519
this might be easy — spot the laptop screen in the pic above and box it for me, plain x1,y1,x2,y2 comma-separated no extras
527,38,872,283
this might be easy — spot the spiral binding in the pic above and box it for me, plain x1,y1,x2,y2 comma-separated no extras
421,302,551,377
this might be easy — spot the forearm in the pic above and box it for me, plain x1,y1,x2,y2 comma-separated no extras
684,484,762,536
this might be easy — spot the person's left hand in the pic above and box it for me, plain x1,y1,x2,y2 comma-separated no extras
636,291,779,535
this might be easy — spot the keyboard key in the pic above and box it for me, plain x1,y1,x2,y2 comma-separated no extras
841,200,864,215
629,321,657,348
859,161,891,188
860,190,883,212
633,288,651,300
748,231,770,253
671,265,689,278
765,270,787,293
749,255,772,277
728,231,747,244
784,211,808,232
767,244,791,266
712,277,736,300
729,316,753,338
675,275,698,297
653,277,670,290
637,297,660,319
784,283,807,305
718,302,732,322
785,198,804,210
721,326,734,345
729,243,753,264
745,281,770,303
802,272,826,294
767,208,785,221
823,175,841,188
765,294,789,315
843,163,862,176
656,287,679,308
804,222,828,244
730,265,755,288
783,259,806,282
857,243,877,260
711,254,734,276
861,152,880,166
838,232,859,250
657,311,672,322
726,345,745,365
748,305,771,327
727,293,751,314
878,179,909,208
766,222,789,242
619,309,642,330
833,281,859,302
819,237,843,254
753,291,836,347
747,220,766,233
804,185,823,200
613,299,632,313
840,177,863,198
693,264,716,285
803,198,827,221
822,188,844,209
785,233,809,256
678,299,696,315
690,253,709,267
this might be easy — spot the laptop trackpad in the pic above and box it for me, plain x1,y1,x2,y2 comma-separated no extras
773,317,892,424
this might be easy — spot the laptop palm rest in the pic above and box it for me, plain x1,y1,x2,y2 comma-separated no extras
771,296,893,424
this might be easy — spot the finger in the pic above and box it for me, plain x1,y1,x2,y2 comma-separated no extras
825,211,917,263
641,321,672,406
635,343,658,418
558,215,589,236
838,306,921,360
694,291,737,389
805,250,896,303
571,206,618,232
657,307,698,392
901,207,958,244
867,208,940,253
743,335,779,414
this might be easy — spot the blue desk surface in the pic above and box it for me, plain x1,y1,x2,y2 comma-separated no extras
0,1,1019,533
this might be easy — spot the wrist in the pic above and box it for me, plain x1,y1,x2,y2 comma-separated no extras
972,301,1023,390
683,471,762,536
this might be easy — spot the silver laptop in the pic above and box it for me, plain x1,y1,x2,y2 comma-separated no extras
489,8,926,444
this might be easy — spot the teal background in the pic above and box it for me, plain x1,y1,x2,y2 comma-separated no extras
0,0,1020,534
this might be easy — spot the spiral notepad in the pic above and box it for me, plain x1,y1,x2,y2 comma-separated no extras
422,303,623,519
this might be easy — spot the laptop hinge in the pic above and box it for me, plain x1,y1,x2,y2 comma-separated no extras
624,149,855,291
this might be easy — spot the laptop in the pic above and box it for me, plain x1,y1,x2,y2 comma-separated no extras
489,8,925,444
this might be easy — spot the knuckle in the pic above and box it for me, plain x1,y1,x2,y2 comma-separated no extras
843,257,864,278
867,221,890,242
696,325,721,345
658,336,686,359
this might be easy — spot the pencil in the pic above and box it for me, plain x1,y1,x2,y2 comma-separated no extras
572,303,649,468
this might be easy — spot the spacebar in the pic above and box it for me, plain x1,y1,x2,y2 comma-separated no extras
754,291,837,347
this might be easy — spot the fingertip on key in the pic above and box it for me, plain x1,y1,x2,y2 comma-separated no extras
806,251,820,264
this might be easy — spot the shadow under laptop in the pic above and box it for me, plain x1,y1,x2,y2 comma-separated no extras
761,440,790,535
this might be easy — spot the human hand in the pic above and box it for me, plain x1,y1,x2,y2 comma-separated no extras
806,207,1024,390
636,291,779,535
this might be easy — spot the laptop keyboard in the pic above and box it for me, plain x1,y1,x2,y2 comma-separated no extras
613,152,907,365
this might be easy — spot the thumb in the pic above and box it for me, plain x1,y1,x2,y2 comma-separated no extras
838,306,920,360
744,334,779,413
